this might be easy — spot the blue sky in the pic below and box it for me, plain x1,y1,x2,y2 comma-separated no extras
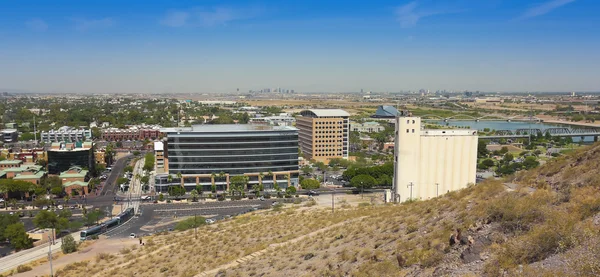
0,0,598,93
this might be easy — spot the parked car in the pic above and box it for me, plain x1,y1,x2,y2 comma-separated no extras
58,205,64,210
140,195,151,200
42,206,48,210
129,233,136,238
205,219,216,224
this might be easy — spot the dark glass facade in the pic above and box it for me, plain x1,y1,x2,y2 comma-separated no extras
165,129,299,175
47,149,95,175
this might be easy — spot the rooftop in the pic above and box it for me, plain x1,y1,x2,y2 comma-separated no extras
373,106,400,118
0,160,23,165
63,180,88,187
161,124,297,133
300,109,350,118
154,141,164,151
13,171,45,179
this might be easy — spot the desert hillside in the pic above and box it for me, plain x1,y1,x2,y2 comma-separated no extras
52,144,600,277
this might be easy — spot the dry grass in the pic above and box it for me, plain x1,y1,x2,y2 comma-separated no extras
51,143,600,277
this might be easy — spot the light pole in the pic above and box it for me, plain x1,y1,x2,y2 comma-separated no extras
360,181,364,199
48,234,53,277
435,183,439,197
407,182,414,200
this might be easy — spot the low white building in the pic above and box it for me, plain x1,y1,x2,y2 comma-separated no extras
351,121,384,133
41,126,92,143
393,116,478,202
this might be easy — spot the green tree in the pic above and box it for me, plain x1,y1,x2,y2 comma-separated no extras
301,165,313,175
300,178,320,190
314,162,327,172
4,223,33,251
499,146,509,155
91,127,101,139
523,156,540,170
84,210,103,226
285,186,297,196
33,210,69,233
230,176,249,198
124,165,134,173
158,193,165,202
478,141,489,158
168,186,185,198
0,213,19,242
143,152,155,172
61,234,78,254
502,153,514,164
350,175,377,194
274,183,282,197
190,189,199,201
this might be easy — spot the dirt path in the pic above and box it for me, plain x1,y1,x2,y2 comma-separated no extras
194,216,367,277
12,239,138,277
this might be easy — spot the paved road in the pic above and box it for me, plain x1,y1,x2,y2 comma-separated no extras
102,154,133,197
105,200,276,239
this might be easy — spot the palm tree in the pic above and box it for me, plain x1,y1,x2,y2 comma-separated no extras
211,172,217,189
274,183,281,197
285,174,291,188
218,171,226,190
190,189,199,202
167,174,173,184
176,172,183,187
252,184,260,197
64,195,71,205
258,172,264,186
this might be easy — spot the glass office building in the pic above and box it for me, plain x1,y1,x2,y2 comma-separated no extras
47,148,95,175
157,125,299,191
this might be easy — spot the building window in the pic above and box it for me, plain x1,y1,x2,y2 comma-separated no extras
412,129,415,133
412,120,415,124
406,120,409,124
406,129,409,133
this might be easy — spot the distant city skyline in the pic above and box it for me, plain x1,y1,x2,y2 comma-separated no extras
1,0,599,94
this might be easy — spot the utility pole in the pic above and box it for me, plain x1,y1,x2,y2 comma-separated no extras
407,182,414,200
331,189,335,213
48,234,53,277
435,183,439,197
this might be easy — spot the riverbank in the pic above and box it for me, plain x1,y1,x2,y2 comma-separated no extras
537,115,600,128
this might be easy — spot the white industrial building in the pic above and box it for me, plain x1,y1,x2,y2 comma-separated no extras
392,116,478,202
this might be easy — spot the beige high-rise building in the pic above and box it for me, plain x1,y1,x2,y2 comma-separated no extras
297,109,350,163
393,116,478,202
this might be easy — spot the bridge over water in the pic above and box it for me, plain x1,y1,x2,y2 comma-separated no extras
480,127,600,139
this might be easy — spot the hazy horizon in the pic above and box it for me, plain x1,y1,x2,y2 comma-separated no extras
1,0,599,94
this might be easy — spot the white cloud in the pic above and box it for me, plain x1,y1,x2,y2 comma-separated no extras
25,18,48,31
160,6,264,27
71,17,115,31
160,11,190,27
395,1,461,28
519,0,576,20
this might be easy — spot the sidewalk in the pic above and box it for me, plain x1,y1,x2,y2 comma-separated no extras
0,231,81,274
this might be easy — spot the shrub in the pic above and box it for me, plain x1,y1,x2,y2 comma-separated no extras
16,265,32,273
158,193,164,202
61,234,78,254
174,216,206,231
